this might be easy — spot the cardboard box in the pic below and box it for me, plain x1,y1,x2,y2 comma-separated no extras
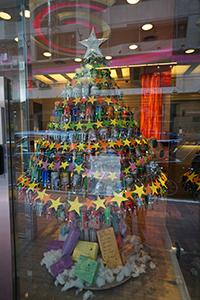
73,255,99,284
72,241,98,262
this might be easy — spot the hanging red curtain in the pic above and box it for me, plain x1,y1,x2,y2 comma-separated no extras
141,73,162,140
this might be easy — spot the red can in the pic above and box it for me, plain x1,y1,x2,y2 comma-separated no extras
124,200,134,218
64,107,71,122
85,106,94,121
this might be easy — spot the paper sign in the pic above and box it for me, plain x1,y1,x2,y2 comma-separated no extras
119,243,135,265
72,241,99,262
97,227,122,269
73,255,99,284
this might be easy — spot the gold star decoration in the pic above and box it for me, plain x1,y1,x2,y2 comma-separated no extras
108,172,117,181
77,143,85,151
49,142,55,150
27,182,39,192
124,139,131,146
104,97,112,105
88,95,96,104
93,170,101,179
108,140,116,148
55,123,60,130
63,123,71,131
76,121,83,130
76,78,82,85
93,196,106,210
74,163,85,174
96,120,103,128
133,184,145,198
35,189,48,200
38,160,43,167
74,96,81,105
62,143,69,151
88,76,94,84
186,172,197,182
158,176,167,189
124,168,130,175
110,118,117,126
49,162,55,170
150,183,158,195
196,182,200,191
49,197,63,211
92,142,100,151
111,191,128,207
68,196,83,214
61,161,69,170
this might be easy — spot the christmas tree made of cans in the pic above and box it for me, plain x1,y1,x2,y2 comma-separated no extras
17,28,168,233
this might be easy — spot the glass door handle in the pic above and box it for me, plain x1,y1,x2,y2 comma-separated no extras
171,242,186,259
0,144,4,174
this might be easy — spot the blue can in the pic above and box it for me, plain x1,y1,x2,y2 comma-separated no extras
72,107,80,122
42,170,48,187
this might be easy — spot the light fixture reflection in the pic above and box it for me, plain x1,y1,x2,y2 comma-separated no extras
43,52,52,57
126,0,140,4
129,44,138,50
185,49,195,54
15,37,18,42
105,55,112,60
0,12,11,20
19,10,30,18
142,23,153,31
74,58,82,62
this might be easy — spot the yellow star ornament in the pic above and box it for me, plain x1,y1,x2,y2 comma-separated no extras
96,120,103,128
93,196,106,210
108,172,117,181
74,97,81,105
49,197,63,211
61,161,69,170
88,96,96,104
74,163,84,174
35,189,48,200
186,172,197,183
68,197,83,214
150,183,158,195
133,184,145,198
111,192,128,207
27,182,39,192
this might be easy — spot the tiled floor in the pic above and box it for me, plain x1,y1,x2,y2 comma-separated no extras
17,199,199,300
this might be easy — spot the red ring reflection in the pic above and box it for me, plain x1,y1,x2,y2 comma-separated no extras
33,3,105,53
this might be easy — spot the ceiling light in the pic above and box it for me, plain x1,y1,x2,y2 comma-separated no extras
19,10,30,18
66,73,75,79
15,37,18,42
121,68,130,78
48,74,68,83
110,69,118,78
171,65,190,76
0,12,11,20
185,49,195,54
74,58,82,62
33,75,53,84
142,23,153,31
126,0,140,4
129,44,138,50
43,52,52,57
105,55,112,60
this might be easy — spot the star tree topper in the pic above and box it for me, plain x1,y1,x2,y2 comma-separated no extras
79,28,108,59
